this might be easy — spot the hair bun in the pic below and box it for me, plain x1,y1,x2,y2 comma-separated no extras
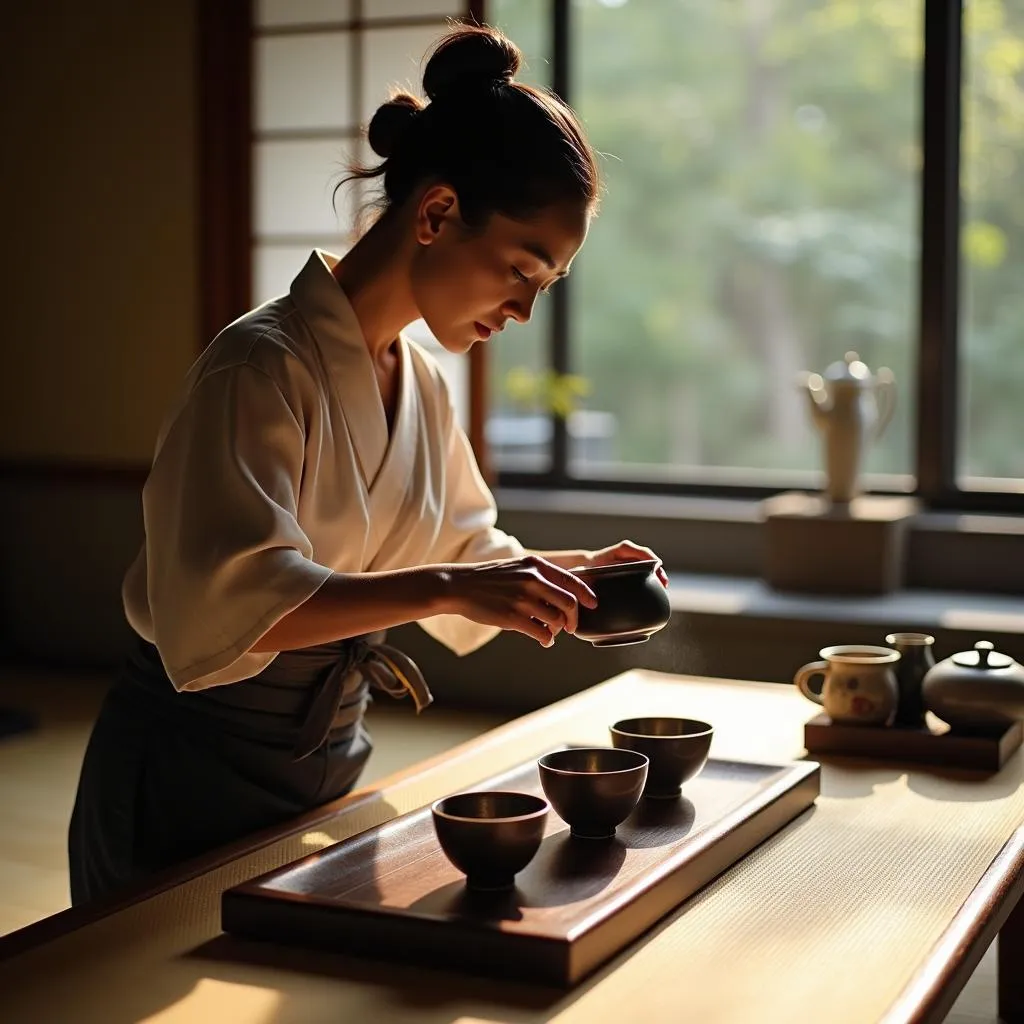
367,92,422,159
423,25,521,101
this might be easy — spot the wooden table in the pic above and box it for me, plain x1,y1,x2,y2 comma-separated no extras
1,670,1023,1024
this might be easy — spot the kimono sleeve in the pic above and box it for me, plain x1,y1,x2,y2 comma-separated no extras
417,389,526,657
141,363,333,690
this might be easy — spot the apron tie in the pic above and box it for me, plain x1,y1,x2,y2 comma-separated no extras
292,632,432,761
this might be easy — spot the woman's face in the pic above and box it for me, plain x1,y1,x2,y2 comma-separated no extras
410,188,590,355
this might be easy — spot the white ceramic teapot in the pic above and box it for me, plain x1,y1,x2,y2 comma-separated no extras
799,351,896,503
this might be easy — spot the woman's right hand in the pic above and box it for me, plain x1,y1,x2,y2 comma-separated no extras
441,556,598,647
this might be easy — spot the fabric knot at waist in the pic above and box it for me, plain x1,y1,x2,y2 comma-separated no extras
289,631,433,761
124,631,432,761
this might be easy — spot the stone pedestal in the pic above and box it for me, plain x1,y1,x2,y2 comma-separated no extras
761,492,920,595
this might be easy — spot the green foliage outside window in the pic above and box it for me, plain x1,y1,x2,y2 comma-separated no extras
488,0,1024,483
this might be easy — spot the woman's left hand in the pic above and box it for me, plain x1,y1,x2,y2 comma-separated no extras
585,540,669,587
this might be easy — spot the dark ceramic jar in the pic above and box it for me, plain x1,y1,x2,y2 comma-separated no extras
885,632,935,729
572,559,671,647
922,640,1024,734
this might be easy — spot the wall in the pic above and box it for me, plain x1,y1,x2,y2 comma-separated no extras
1,0,199,465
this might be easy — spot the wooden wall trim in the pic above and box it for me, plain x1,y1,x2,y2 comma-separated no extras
0,461,149,487
466,0,492,481
198,0,253,349
468,344,491,483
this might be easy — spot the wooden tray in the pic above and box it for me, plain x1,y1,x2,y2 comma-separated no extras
222,749,820,987
804,713,1023,772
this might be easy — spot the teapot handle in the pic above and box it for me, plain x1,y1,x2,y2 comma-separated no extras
874,369,897,437
794,661,828,705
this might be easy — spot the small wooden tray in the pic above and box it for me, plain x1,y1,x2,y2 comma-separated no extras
804,713,1023,771
222,750,820,986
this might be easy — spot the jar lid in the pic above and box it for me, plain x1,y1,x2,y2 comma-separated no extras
952,640,1014,670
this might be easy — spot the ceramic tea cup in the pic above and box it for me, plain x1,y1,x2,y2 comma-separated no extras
431,791,549,891
610,717,713,798
570,559,671,647
538,747,648,839
793,645,900,726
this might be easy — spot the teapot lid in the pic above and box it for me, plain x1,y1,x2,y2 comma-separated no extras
952,640,1014,671
823,351,872,385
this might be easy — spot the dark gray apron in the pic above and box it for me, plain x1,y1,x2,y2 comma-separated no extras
68,631,431,906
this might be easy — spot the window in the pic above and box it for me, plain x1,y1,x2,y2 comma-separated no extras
488,0,1023,510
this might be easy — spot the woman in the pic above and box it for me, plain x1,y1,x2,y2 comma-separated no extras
68,25,667,905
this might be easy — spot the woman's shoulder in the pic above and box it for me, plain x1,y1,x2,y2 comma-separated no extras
192,297,322,395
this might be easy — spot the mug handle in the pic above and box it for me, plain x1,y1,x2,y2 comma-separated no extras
794,661,828,705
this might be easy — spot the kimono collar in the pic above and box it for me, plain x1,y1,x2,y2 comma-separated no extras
289,249,370,357
290,249,410,491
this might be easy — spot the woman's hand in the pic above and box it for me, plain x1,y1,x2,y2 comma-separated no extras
442,555,599,647
584,540,670,587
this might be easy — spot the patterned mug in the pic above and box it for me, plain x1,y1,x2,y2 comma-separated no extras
794,645,901,726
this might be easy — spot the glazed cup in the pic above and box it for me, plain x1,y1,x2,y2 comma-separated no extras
794,645,900,726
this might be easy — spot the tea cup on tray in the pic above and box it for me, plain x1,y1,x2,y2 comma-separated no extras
431,790,549,891
537,747,648,839
610,717,713,799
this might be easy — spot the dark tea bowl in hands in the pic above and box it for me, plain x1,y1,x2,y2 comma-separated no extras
431,791,549,891
571,559,671,647
610,717,713,799
538,747,649,839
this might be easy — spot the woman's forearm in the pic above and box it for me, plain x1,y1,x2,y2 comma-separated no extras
251,567,450,652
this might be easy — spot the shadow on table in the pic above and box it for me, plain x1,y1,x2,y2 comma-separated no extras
799,749,1021,801
906,761,1022,802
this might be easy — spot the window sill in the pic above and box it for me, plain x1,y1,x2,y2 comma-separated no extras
497,486,763,522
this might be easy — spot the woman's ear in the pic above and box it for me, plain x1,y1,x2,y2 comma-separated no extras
415,184,461,246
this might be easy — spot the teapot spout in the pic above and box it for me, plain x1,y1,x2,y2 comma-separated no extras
798,371,831,429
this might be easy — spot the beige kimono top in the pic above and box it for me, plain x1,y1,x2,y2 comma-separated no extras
122,250,524,692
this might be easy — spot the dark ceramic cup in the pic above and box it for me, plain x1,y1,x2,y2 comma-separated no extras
431,791,549,891
537,747,649,839
571,559,671,647
610,717,713,799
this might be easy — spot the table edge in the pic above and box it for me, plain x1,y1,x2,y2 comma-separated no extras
881,825,1024,1024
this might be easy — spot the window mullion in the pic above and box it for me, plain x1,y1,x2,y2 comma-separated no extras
550,0,571,486
915,0,963,504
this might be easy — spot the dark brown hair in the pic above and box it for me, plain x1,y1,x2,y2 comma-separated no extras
340,24,600,229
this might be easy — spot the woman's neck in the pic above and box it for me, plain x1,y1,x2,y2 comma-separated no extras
332,214,419,365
